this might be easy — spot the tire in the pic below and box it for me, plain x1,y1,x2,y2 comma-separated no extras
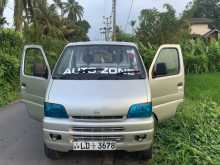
44,144,62,160
153,114,158,138
137,147,153,160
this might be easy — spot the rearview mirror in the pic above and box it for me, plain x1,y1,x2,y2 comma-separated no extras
33,62,48,78
154,63,167,77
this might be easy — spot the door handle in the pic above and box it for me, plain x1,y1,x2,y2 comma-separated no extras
177,82,183,87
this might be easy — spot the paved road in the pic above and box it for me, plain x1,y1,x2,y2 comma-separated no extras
0,102,149,165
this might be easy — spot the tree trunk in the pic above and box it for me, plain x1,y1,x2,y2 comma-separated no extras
0,8,3,17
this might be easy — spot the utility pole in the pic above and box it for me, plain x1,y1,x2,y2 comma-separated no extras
112,0,116,41
100,16,112,41
100,27,107,41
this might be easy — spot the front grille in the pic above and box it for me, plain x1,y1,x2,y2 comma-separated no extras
72,127,125,132
72,135,124,142
72,116,124,122
72,116,124,120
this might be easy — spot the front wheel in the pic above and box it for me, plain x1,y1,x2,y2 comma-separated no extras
153,115,158,139
44,144,63,160
137,147,153,160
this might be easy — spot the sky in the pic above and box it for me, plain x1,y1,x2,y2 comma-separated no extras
3,0,191,40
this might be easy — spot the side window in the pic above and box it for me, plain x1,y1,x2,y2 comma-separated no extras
24,48,48,78
153,48,179,78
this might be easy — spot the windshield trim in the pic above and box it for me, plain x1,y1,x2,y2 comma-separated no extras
52,73,146,80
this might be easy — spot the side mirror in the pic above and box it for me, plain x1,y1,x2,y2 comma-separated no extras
33,62,48,78
153,63,167,77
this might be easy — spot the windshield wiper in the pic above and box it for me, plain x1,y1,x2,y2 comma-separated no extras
78,68,104,74
116,70,140,75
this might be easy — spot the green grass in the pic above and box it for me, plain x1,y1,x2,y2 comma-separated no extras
186,73,220,104
151,73,220,165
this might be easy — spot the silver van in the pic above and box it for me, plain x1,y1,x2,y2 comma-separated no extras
20,42,184,160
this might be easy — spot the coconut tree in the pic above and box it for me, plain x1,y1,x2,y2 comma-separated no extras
31,2,65,40
53,0,65,18
63,0,83,23
14,0,25,32
0,0,8,17
14,0,47,32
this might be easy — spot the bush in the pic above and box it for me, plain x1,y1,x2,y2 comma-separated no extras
24,36,66,70
0,29,23,106
138,38,220,74
0,29,67,106
0,30,68,106
207,40,220,72
153,99,220,164
138,42,157,70
151,73,220,164
181,39,210,73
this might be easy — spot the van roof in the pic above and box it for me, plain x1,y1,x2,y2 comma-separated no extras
66,41,137,47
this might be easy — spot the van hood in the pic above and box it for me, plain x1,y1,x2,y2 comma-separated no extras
47,80,150,117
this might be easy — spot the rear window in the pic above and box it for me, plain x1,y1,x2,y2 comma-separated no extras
53,45,146,80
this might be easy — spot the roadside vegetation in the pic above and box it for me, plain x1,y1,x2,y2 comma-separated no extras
152,73,220,164
0,30,22,105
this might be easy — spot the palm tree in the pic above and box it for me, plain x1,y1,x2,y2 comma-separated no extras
0,0,8,17
31,2,65,40
53,0,65,18
14,0,47,32
63,0,83,23
14,0,24,32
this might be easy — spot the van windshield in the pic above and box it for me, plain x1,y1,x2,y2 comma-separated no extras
53,45,146,80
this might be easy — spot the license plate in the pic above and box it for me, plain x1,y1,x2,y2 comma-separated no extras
73,141,116,151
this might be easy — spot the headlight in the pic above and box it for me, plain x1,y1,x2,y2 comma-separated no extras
127,102,152,118
44,102,69,119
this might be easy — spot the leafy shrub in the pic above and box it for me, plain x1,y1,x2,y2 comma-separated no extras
138,42,157,70
24,33,66,70
33,37,66,69
137,38,220,74
0,29,23,56
153,99,220,165
0,51,20,86
181,39,209,73
151,73,220,164
207,40,220,72
0,29,66,106
0,29,23,106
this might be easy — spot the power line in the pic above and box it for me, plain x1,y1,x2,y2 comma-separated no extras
124,0,134,32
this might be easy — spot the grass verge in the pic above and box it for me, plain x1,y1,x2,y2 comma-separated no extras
152,73,220,165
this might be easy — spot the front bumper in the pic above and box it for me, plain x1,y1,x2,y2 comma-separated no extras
43,117,154,152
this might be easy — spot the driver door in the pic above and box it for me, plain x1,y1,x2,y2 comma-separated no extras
149,45,185,122
20,45,51,121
